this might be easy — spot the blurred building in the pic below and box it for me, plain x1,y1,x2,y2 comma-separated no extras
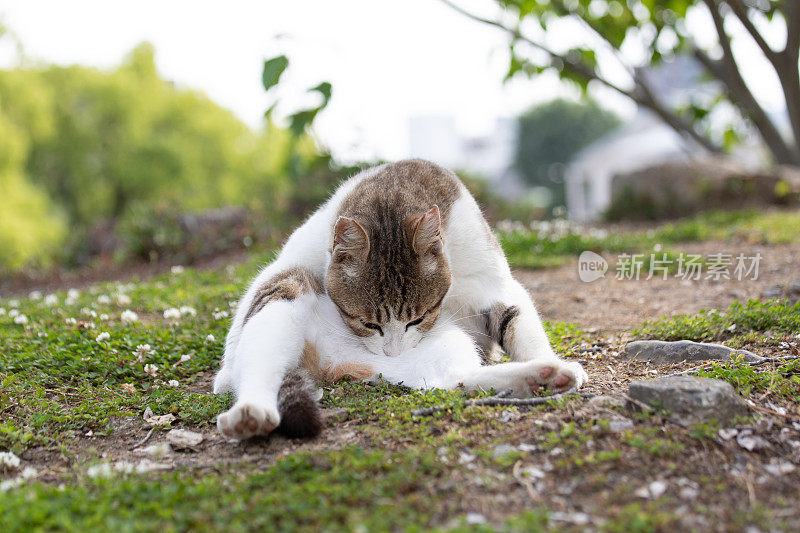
407,115,526,198
564,56,770,222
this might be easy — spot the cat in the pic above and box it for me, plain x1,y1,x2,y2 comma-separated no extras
213,159,587,439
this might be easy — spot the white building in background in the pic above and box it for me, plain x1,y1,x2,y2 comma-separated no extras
564,55,770,222
564,110,705,222
407,115,526,198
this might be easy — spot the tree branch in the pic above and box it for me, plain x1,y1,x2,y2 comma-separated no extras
700,0,799,164
438,0,723,154
724,0,779,63
437,0,633,99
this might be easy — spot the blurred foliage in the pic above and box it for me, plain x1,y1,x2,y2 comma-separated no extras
470,0,800,166
0,43,329,272
515,98,619,208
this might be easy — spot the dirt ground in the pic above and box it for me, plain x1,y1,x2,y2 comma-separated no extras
518,242,800,334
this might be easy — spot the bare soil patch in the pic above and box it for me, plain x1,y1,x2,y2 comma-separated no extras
518,241,800,334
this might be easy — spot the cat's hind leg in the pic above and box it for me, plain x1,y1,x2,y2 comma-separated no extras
215,267,323,440
393,325,580,398
478,278,588,392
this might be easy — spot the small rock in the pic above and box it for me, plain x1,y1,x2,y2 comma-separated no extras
608,419,634,432
791,281,800,295
136,442,173,459
465,513,486,525
621,340,763,364
320,407,349,423
635,480,667,499
549,511,590,525
763,462,796,476
588,395,627,409
718,428,738,440
458,451,476,464
628,376,750,424
491,444,517,459
498,410,521,422
763,286,783,298
518,443,539,452
145,413,177,426
736,430,771,452
522,466,546,479
166,429,204,450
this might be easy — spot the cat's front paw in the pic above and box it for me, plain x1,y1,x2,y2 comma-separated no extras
217,402,280,440
514,359,588,396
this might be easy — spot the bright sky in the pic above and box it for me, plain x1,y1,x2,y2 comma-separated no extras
0,0,786,162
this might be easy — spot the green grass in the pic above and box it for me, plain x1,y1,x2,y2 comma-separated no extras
499,208,800,269
0,447,449,531
633,299,800,401
632,299,800,342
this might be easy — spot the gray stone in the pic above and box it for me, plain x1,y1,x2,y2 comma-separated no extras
621,340,763,364
166,429,204,450
608,419,634,432
491,444,517,459
321,407,349,423
588,395,627,409
628,376,750,424
791,281,800,295
764,286,783,298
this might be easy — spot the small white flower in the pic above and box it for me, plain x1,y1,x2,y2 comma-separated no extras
86,463,113,479
170,265,185,274
134,344,156,359
163,308,181,321
116,294,132,306
9,309,19,318
81,307,97,318
29,290,42,300
99,313,109,321
143,364,158,376
65,317,77,325
179,354,191,363
212,309,229,320
97,295,111,304
168,379,179,387
44,294,58,306
205,334,215,344
121,310,139,323
8,299,19,308
179,306,196,317
96,332,110,342
0,308,5,316
66,289,79,304
13,314,28,325
0,451,21,470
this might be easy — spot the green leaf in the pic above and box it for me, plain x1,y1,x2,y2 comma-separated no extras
309,81,332,104
262,55,289,92
288,108,320,136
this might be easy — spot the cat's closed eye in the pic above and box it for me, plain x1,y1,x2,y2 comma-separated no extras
405,317,423,330
363,322,383,335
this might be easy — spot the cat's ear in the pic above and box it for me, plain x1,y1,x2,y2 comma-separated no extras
332,216,370,263
411,205,443,255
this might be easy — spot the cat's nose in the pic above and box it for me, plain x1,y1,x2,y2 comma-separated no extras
383,348,397,357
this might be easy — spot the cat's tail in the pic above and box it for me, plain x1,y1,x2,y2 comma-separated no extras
276,368,323,438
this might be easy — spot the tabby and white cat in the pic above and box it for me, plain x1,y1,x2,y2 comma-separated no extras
214,160,587,439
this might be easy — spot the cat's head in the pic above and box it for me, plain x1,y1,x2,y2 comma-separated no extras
325,205,451,357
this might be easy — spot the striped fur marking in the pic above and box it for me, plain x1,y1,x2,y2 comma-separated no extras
244,267,324,324
483,304,521,353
